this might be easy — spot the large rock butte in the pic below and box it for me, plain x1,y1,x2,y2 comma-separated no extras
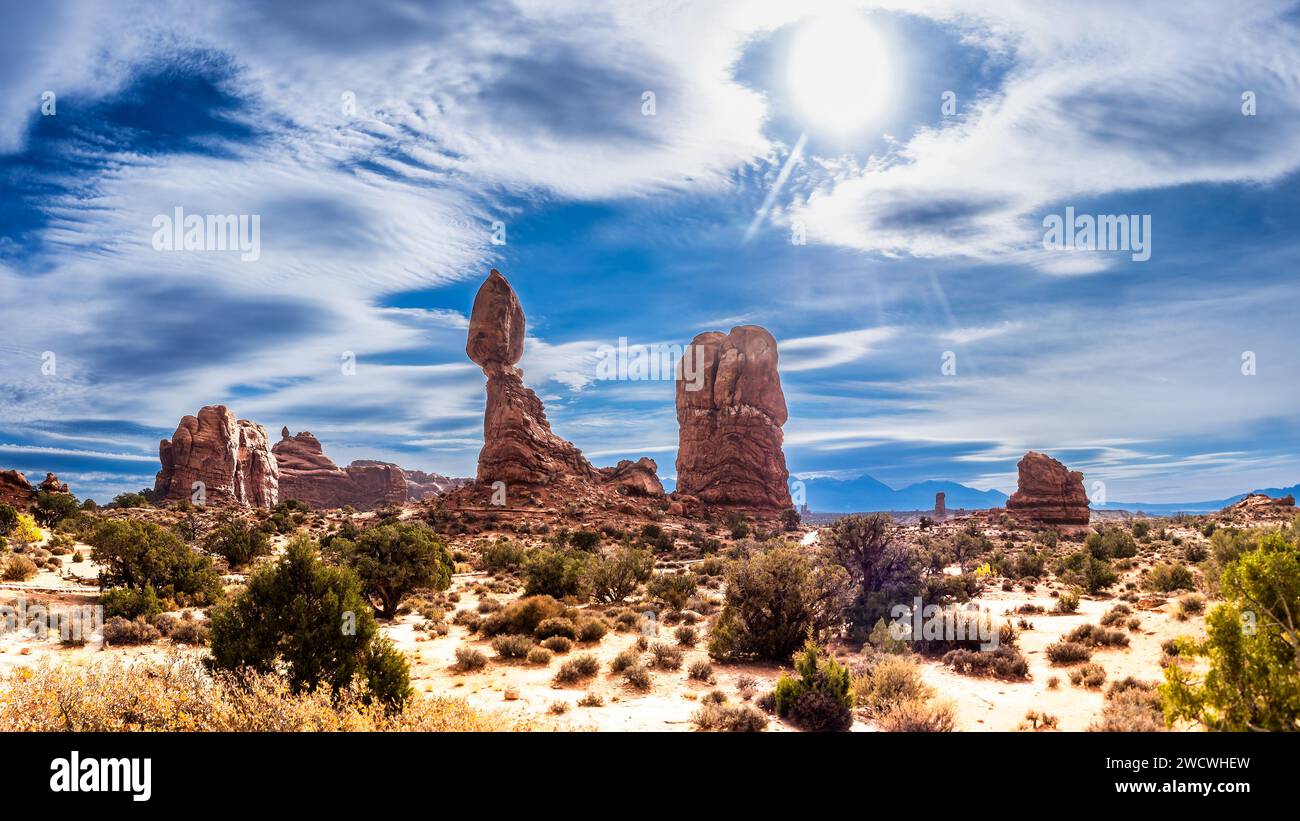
403,469,470,500
155,406,279,507
1005,451,1090,526
273,430,408,510
675,326,792,511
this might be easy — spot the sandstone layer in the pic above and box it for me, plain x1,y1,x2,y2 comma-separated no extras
0,469,36,510
675,326,792,511
155,406,279,507
273,431,407,510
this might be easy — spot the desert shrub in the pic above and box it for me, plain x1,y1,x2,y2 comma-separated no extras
1087,527,1138,559
1069,662,1107,688
534,617,577,640
569,530,601,551
1,554,38,581
1086,678,1166,732
481,595,567,636
1054,590,1081,613
622,664,652,690
1163,530,1300,731
492,634,534,659
553,653,601,685
823,514,924,634
610,648,641,673
1099,603,1132,626
1056,549,1116,592
102,616,161,645
1184,542,1208,563
541,636,573,654
646,571,698,611
526,646,552,665
1046,640,1092,665
481,539,526,572
0,503,17,536
1064,623,1130,648
709,545,848,662
208,536,411,709
452,609,482,632
1019,709,1058,731
675,624,698,647
773,640,854,732
650,641,684,670
577,692,603,707
522,548,589,599
1145,561,1195,592
454,646,488,672
100,586,162,620
204,515,272,568
688,659,715,683
576,619,608,643
855,655,932,717
170,612,210,645
692,702,768,732
1131,521,1151,540
1177,593,1206,615
941,645,1029,680
91,519,221,605
327,521,453,619
584,545,653,603
877,698,957,732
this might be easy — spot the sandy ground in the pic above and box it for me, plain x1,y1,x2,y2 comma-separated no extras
0,519,1208,732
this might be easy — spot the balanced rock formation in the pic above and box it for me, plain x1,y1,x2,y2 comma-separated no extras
273,431,407,510
1005,451,1090,526
467,270,598,486
155,406,279,507
675,326,792,511
0,469,36,509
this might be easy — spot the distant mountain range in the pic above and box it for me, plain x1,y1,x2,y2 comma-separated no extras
662,473,1300,515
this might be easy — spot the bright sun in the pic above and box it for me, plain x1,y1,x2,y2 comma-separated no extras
786,12,893,135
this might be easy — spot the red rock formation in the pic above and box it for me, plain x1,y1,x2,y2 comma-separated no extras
343,460,409,509
155,406,279,508
461,269,664,502
1215,492,1297,525
599,458,665,497
403,470,470,500
272,430,355,509
467,269,598,485
38,473,70,494
272,431,407,510
934,491,946,519
675,326,792,511
1005,451,1090,526
0,469,36,510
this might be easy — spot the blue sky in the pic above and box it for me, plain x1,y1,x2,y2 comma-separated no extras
2,0,1299,503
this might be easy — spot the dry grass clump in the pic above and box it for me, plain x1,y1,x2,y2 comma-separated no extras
692,700,768,732
1069,662,1107,688
855,655,956,732
552,653,600,686
1087,678,1166,732
1045,640,1092,665
0,656,546,732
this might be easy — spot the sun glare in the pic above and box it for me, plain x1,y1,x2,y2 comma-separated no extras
786,12,893,135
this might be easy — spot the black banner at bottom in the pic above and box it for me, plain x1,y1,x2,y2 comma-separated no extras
6,730,1284,808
